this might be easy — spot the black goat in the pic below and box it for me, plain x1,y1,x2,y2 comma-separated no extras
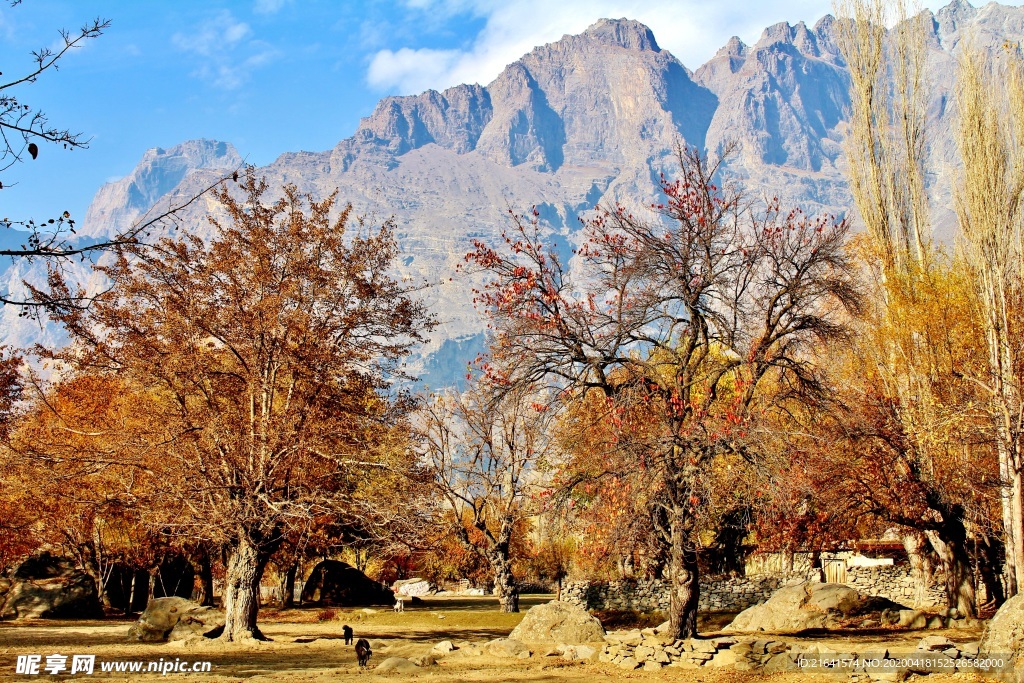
355,638,372,667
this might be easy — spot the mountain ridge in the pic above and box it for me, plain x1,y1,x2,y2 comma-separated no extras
6,2,1024,384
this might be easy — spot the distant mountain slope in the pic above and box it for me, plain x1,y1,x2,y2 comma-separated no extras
5,2,1023,384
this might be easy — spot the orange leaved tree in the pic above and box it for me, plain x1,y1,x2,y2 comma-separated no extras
465,146,860,638
49,170,431,640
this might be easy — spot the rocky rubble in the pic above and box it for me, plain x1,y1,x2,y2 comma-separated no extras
595,627,989,678
598,625,795,672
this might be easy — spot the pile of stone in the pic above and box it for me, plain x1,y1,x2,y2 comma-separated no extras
809,636,985,680
598,625,797,672
894,607,981,630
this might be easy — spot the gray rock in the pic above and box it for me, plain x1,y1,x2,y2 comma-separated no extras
617,656,640,670
0,552,104,621
486,638,531,658
981,593,1024,679
128,597,225,642
917,635,954,651
507,601,605,645
300,560,394,607
559,644,598,662
726,581,905,634
374,657,419,673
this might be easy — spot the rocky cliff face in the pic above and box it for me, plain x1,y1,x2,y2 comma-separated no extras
7,2,1024,384
80,140,241,239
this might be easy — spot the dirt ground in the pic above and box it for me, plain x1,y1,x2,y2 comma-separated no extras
0,595,994,682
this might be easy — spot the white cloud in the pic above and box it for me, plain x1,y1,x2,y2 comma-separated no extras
368,47,466,93
172,11,251,56
172,10,279,89
254,0,291,15
365,0,987,94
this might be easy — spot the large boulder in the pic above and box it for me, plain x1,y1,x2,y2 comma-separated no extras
128,597,225,642
725,581,906,634
300,560,394,607
0,552,103,620
981,593,1024,680
508,601,605,645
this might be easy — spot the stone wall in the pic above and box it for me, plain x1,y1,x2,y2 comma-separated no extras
844,565,945,607
564,565,945,614
563,576,793,614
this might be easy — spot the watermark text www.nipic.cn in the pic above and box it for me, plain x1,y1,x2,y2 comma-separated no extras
15,654,213,675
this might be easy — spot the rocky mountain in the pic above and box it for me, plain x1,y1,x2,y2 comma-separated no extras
5,2,1023,384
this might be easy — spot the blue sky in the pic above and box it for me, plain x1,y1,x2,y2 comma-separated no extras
0,0,1007,226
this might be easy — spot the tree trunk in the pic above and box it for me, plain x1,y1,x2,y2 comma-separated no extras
195,551,215,607
489,548,519,613
1012,467,1024,595
977,534,1005,608
998,438,1021,598
619,552,635,579
926,517,977,619
220,537,268,641
668,514,699,639
902,531,933,608
129,569,150,612
281,562,297,608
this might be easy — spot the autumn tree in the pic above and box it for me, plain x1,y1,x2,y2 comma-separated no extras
3,373,167,608
833,0,1006,612
954,43,1024,597
48,170,432,640
466,145,860,637
419,380,555,612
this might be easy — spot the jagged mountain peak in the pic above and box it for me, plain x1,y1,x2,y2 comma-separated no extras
16,2,1024,385
80,139,240,238
577,18,661,52
938,0,977,23
715,36,749,59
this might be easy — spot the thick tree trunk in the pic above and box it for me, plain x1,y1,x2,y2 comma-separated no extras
489,549,519,613
926,518,977,619
977,534,1006,608
902,531,933,608
281,562,297,608
220,537,268,641
668,516,699,640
